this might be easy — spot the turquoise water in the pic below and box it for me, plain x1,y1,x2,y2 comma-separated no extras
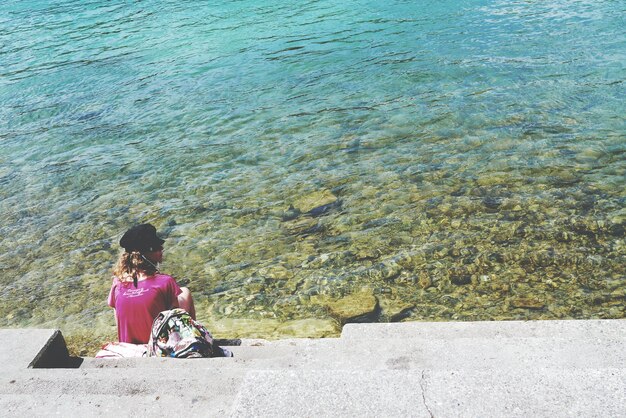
1,0,624,338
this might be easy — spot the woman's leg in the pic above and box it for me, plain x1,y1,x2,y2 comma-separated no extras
178,287,196,319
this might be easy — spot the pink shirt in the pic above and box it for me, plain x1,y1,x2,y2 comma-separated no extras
108,274,182,344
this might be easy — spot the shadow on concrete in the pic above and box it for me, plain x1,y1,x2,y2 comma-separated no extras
29,330,83,369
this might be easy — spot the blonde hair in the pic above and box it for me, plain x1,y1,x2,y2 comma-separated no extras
113,250,158,283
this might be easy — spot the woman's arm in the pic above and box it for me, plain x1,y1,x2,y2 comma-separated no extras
177,287,196,319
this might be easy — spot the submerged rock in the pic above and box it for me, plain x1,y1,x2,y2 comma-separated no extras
258,265,294,280
292,189,338,213
283,217,321,236
418,274,432,289
355,248,381,260
390,306,415,322
306,199,342,217
482,197,502,210
281,207,300,221
204,317,339,339
451,274,472,286
379,298,416,322
509,297,545,310
326,289,380,324
276,318,340,337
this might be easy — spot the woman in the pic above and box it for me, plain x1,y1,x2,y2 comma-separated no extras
108,223,196,344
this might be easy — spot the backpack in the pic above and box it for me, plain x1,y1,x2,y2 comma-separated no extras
148,308,216,358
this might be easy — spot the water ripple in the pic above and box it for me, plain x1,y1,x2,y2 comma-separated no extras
0,0,624,335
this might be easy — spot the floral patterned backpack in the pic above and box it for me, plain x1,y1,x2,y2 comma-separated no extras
148,308,218,358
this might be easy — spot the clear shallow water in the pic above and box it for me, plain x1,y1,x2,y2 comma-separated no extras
0,0,624,340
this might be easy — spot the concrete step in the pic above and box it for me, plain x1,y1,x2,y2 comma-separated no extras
237,337,342,347
0,393,233,417
334,335,625,370
1,367,246,395
1,366,246,416
341,319,626,340
78,336,625,371
228,336,626,369
231,367,626,418
79,338,342,368
3,367,624,417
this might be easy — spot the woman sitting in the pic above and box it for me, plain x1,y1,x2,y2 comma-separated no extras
108,223,196,344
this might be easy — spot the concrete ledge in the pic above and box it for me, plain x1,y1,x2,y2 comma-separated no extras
342,318,626,340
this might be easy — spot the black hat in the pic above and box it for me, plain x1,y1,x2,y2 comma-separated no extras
119,223,165,253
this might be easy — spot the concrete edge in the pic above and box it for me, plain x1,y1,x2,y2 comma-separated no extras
340,318,626,339
28,329,82,369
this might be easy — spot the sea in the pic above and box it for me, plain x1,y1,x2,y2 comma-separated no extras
0,0,624,341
